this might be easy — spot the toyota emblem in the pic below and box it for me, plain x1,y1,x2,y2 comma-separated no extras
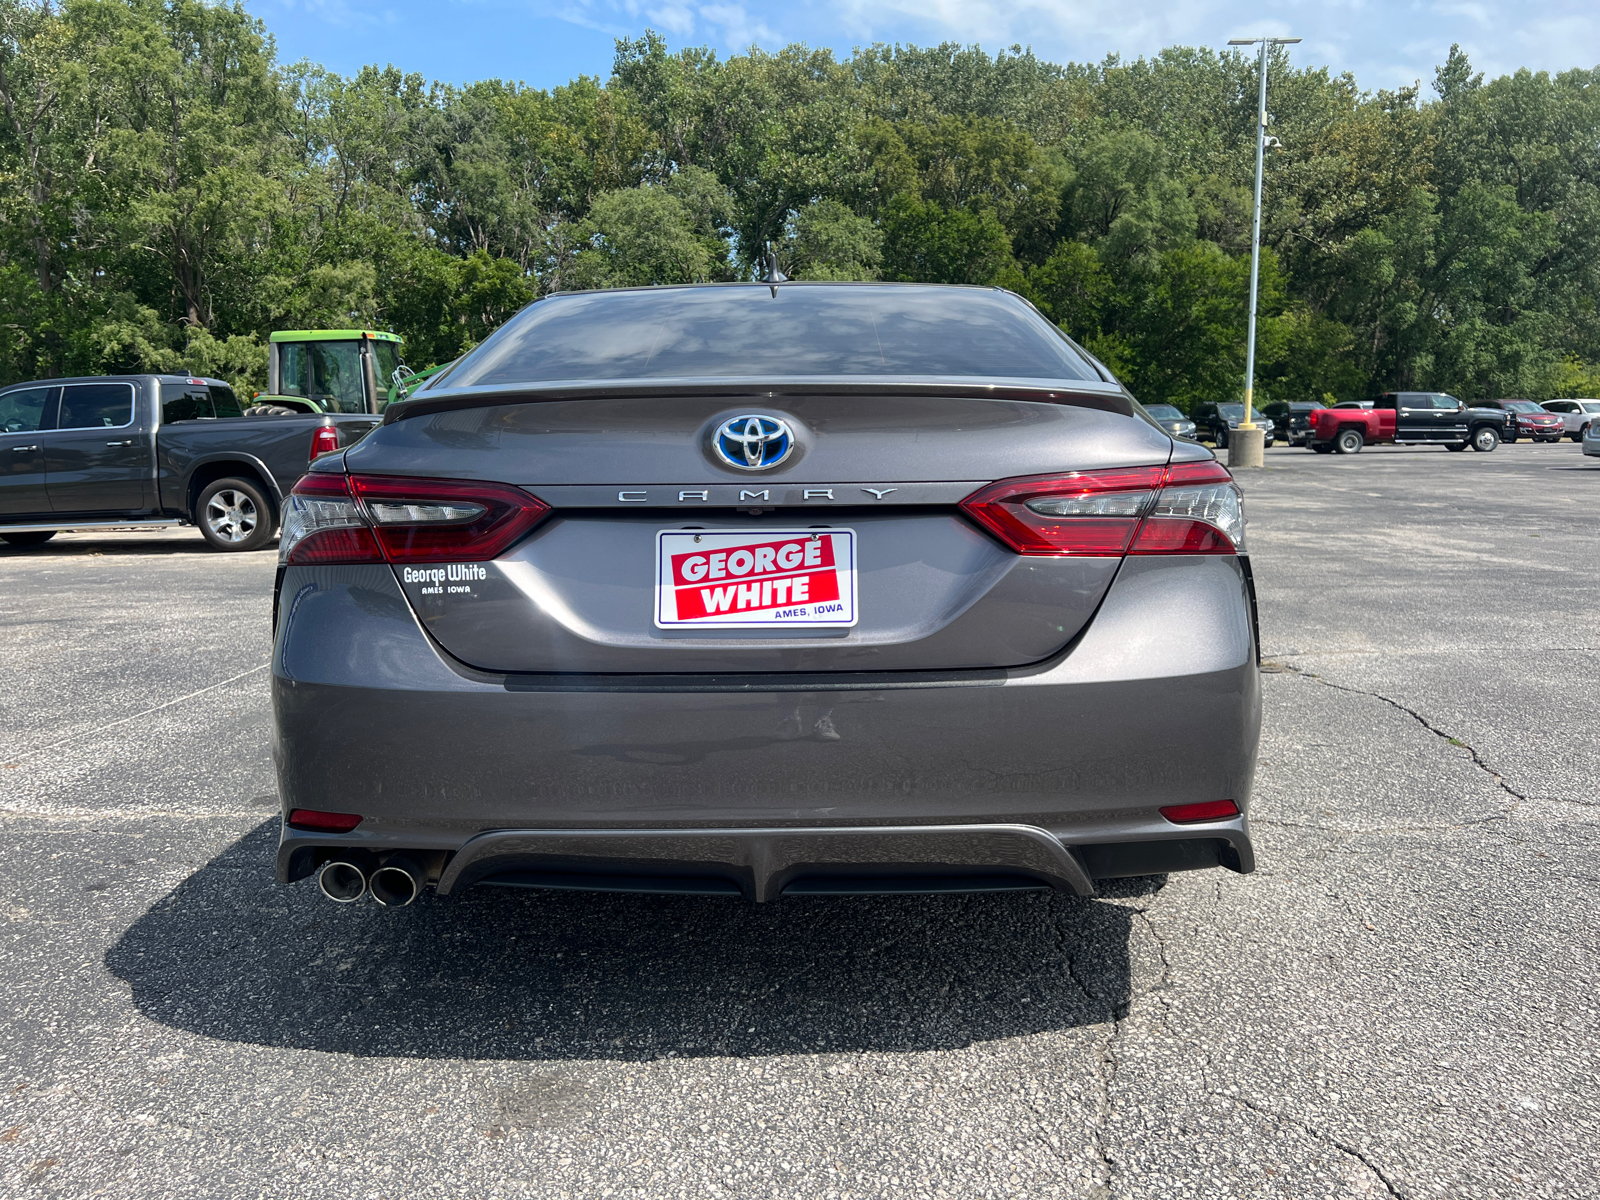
712,415,795,470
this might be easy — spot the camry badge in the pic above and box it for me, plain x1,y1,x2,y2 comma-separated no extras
713,415,794,470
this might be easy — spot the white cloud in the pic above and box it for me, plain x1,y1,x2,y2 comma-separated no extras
531,0,1600,87
648,3,697,36
700,4,778,49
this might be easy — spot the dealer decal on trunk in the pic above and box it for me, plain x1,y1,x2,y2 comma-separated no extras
655,529,858,628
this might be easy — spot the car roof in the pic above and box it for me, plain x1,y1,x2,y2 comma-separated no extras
1,373,227,390
270,329,402,344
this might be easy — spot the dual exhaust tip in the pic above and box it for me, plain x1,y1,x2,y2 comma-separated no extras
317,851,427,907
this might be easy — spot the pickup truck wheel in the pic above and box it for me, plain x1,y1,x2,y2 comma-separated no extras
1471,426,1500,453
1,530,56,547
197,477,274,552
1334,428,1365,454
243,404,297,417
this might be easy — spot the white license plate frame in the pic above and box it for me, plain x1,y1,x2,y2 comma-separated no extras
655,528,858,629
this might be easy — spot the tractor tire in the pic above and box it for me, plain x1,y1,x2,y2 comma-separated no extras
243,404,298,417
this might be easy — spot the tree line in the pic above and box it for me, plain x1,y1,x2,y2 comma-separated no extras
4,0,1600,409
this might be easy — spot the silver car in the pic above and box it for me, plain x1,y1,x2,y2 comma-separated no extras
1541,399,1600,441
1142,403,1199,440
272,283,1261,908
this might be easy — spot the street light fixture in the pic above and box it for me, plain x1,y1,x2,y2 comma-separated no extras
1227,34,1300,462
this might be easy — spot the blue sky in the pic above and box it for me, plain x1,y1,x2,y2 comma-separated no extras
248,0,1600,94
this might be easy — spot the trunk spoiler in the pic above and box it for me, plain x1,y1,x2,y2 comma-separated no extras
382,376,1138,425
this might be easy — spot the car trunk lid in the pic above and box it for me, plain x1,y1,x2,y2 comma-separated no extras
348,390,1177,674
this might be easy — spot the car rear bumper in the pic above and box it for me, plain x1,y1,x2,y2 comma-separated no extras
272,556,1261,897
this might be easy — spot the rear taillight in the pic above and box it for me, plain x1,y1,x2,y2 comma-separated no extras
278,473,383,565
278,473,549,566
1130,460,1245,554
960,461,1244,557
310,425,340,458
959,467,1165,555
350,475,549,562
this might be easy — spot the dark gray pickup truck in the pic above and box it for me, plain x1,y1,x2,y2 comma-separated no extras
0,374,380,551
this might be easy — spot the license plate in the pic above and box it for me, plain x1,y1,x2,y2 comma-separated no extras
655,529,857,629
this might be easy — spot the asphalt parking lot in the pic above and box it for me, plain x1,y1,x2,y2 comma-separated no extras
1,441,1597,1199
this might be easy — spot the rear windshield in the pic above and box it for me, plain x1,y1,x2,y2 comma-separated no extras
210,385,242,417
162,381,241,420
1144,404,1184,419
430,285,1102,389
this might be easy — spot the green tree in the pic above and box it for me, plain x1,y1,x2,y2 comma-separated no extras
785,199,882,280
879,193,1014,285
567,183,722,288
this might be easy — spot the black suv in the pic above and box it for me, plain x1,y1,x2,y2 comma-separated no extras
1193,402,1278,450
1260,400,1326,446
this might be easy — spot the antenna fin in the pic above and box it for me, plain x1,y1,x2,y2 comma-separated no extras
763,241,787,295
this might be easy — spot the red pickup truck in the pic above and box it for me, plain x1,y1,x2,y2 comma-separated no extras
1308,393,1511,454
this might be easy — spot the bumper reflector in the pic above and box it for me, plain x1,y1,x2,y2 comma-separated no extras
287,809,364,833
1159,799,1239,824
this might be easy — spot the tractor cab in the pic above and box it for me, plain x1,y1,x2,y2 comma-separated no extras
251,330,405,416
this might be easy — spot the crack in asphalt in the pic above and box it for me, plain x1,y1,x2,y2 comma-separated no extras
0,663,269,763
1132,910,1177,1040
1220,1093,1405,1198
1272,662,1528,804
1063,894,1184,1198
1052,908,1129,1197
1086,1014,1124,1194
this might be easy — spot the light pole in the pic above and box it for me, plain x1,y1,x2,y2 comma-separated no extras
1226,34,1299,467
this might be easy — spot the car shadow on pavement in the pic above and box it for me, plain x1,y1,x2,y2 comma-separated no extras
105,821,1151,1062
0,536,266,557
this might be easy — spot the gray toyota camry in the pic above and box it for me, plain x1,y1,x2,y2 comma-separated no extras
272,282,1260,908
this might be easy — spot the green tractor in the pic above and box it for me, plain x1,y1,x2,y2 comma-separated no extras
247,330,449,416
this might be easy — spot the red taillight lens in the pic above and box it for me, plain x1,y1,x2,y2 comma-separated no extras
349,475,549,563
958,467,1166,555
278,472,550,567
279,473,384,565
1159,799,1239,824
960,461,1243,557
310,425,340,458
1130,460,1242,555
287,809,363,832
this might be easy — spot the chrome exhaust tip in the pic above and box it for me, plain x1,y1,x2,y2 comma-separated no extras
318,859,369,903
369,853,426,908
